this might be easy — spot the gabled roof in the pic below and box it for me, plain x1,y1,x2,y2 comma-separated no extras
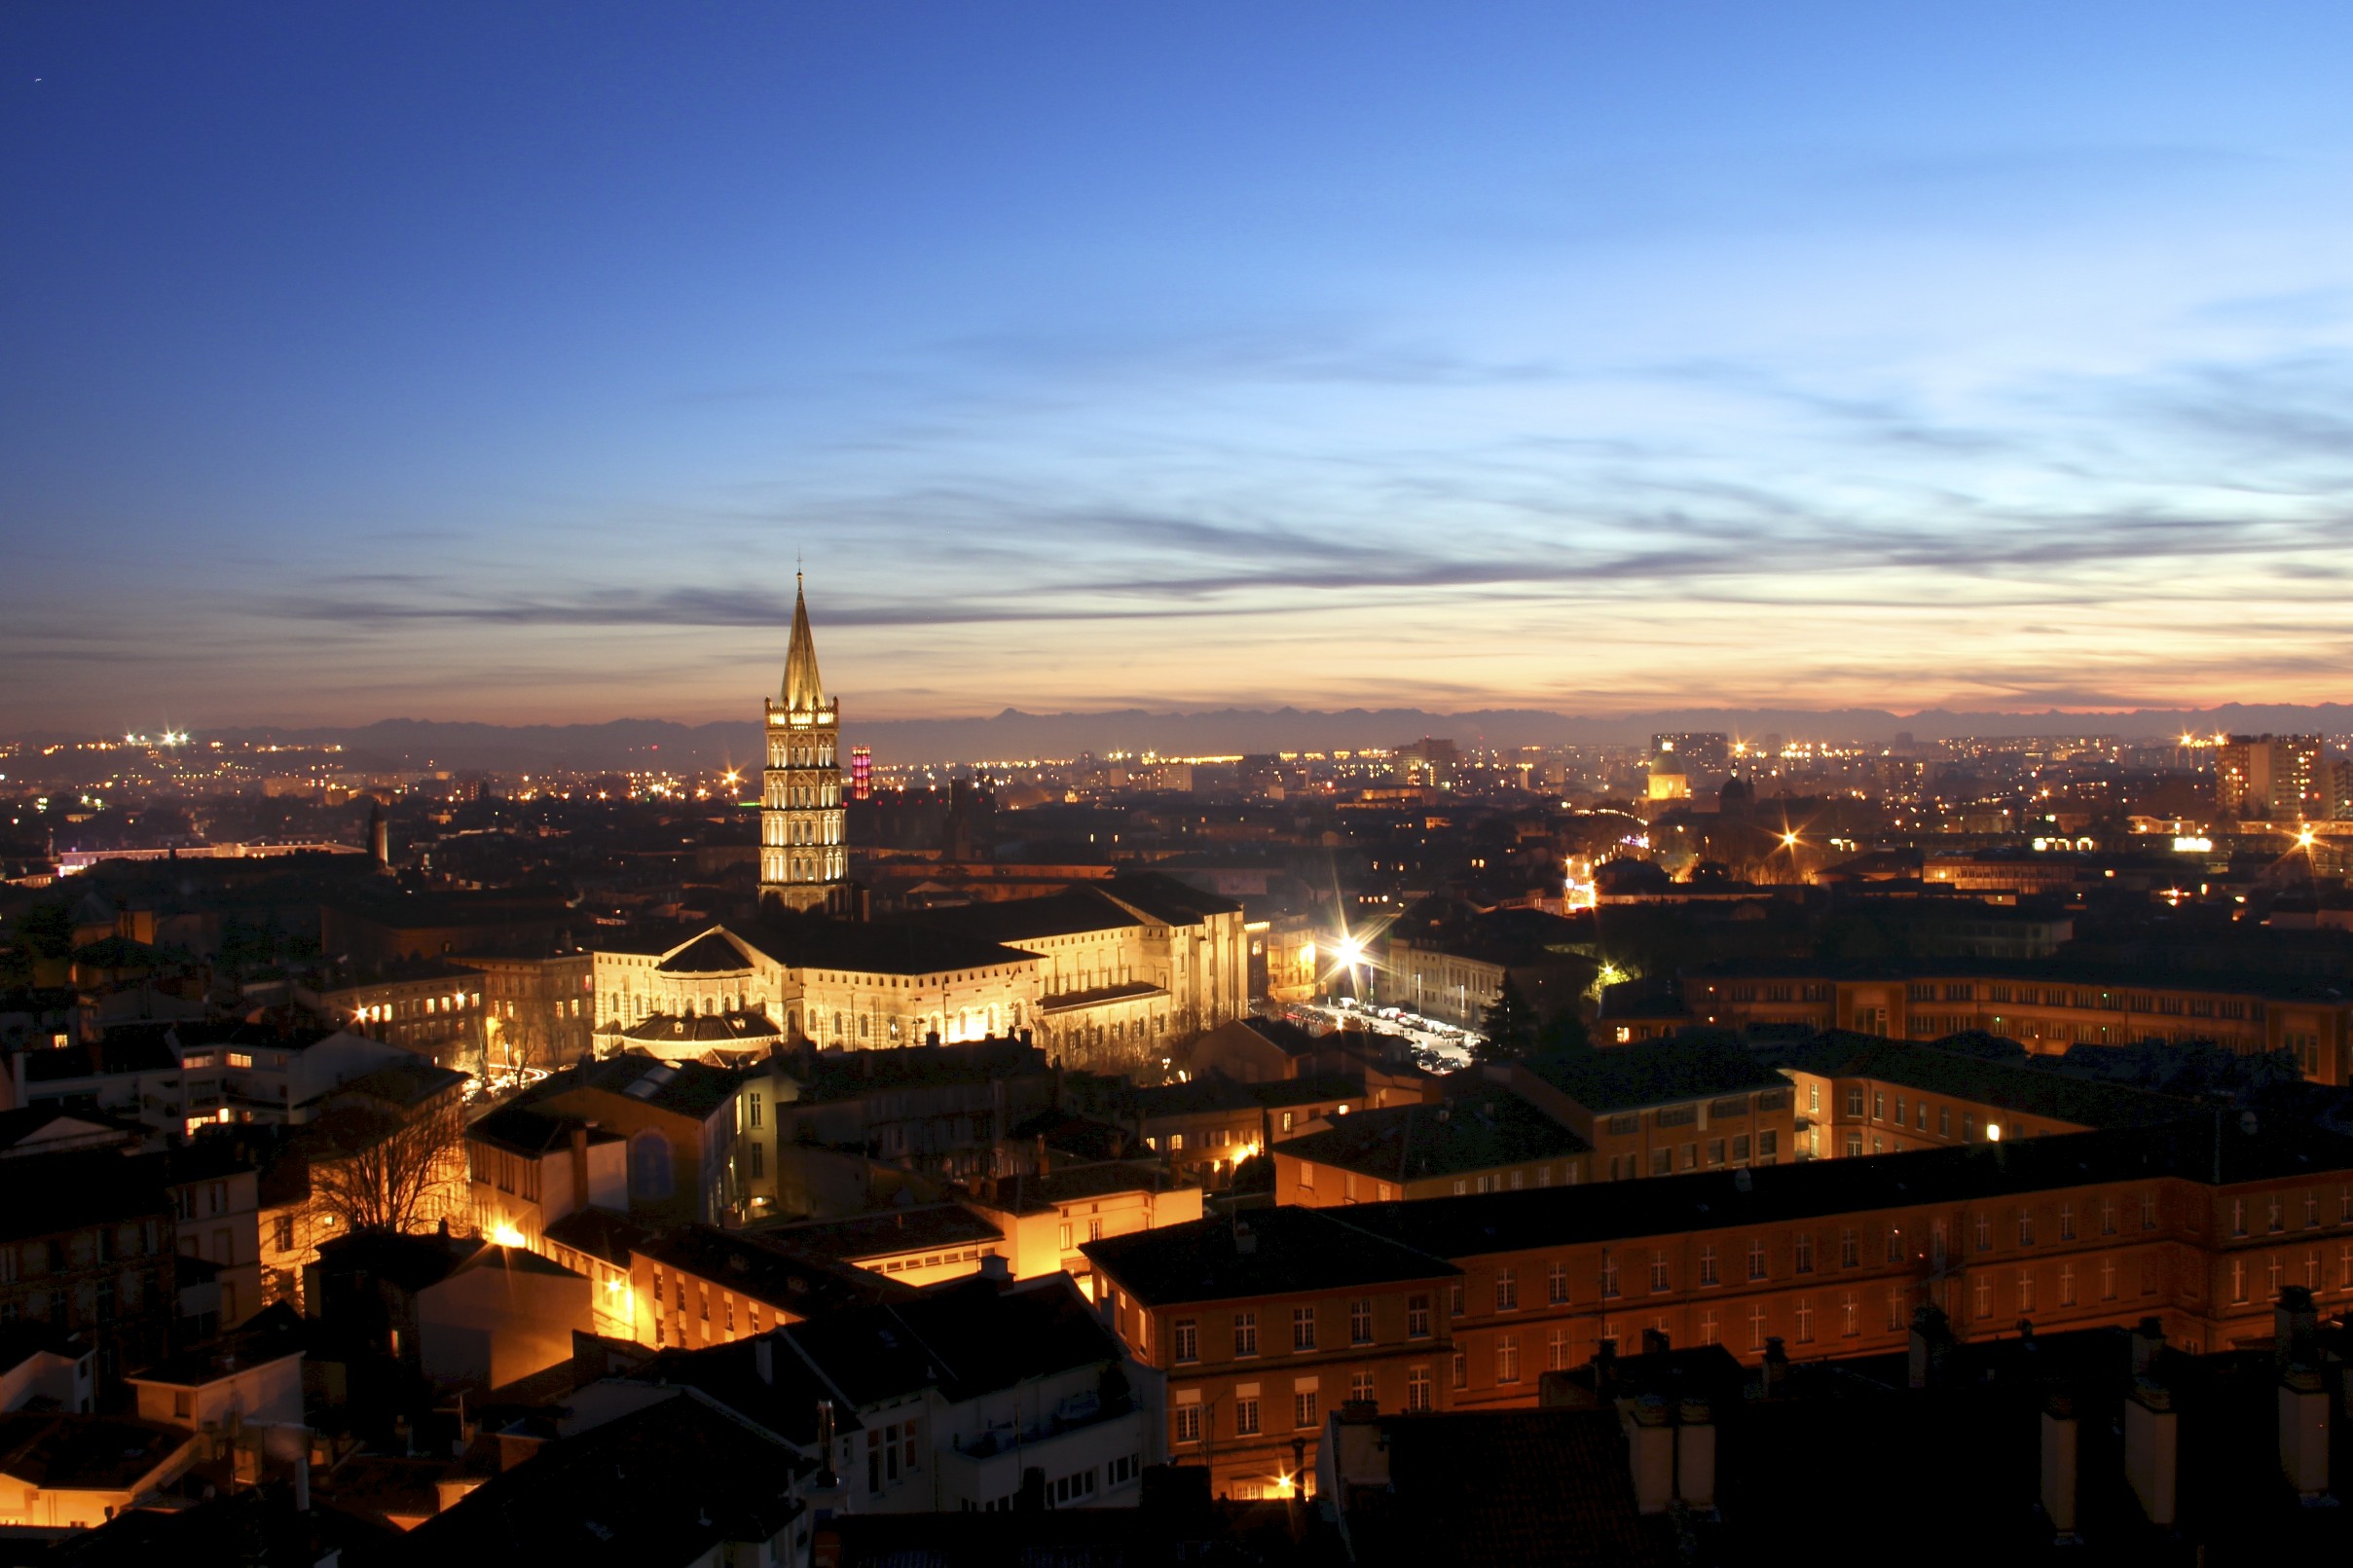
731,917,1040,979
0,1106,138,1158
656,930,756,975
1100,874,1244,927
909,887,1143,944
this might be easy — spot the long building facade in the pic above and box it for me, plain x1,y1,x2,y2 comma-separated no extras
1688,960,2353,1083
1085,1115,2353,1500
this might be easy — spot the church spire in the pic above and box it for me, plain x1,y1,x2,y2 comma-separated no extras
782,570,826,711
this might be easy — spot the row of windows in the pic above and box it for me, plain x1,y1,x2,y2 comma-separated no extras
1603,1132,1781,1182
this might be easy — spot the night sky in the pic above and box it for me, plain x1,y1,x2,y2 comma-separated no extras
6,3,2351,734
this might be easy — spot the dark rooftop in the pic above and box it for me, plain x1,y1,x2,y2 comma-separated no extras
969,1160,1195,1215
1692,955,2353,1005
733,915,1041,979
909,886,1143,943
1774,1031,2198,1130
1337,1407,1672,1568
1526,1039,1786,1112
1272,1090,1591,1183
634,1224,915,1318
1342,1114,2353,1262
467,1102,624,1159
1101,873,1245,926
524,1052,743,1120
1132,1071,1367,1120
788,1273,1123,1409
781,1036,1047,1101
750,1204,1003,1265
1082,1206,1460,1308
401,1390,806,1562
653,930,755,974
0,1410,192,1491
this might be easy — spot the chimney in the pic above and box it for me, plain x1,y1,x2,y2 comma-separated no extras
1035,1133,1048,1176
2128,1317,2165,1378
1640,1328,1671,1358
1907,1304,1954,1390
2123,1378,2179,1528
1759,1336,1788,1400
2274,1284,2318,1372
1233,1220,1258,1256
755,1336,774,1386
570,1125,590,1214
978,1251,1011,1282
1625,1395,1675,1514
2039,1393,2078,1544
815,1401,839,1488
293,1437,311,1513
2281,1365,2331,1504
1674,1397,1716,1513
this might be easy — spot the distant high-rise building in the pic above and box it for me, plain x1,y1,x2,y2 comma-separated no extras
1652,733,1730,774
759,575,849,913
850,746,873,802
2326,755,2353,822
2217,734,2323,819
1395,737,1457,787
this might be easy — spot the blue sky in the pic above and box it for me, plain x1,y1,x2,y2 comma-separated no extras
5,2,2351,732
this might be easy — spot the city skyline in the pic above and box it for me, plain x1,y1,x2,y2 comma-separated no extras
8,3,2353,733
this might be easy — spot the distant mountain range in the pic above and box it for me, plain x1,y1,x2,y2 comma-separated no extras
40,703,2348,770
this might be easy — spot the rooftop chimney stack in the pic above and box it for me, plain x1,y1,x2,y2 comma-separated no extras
1625,1396,1675,1514
2129,1317,2165,1378
2039,1393,2079,1545
2123,1378,2179,1528
2280,1365,2331,1504
1675,1397,1717,1513
2274,1284,2318,1371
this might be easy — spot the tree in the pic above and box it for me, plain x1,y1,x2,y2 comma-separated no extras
306,1102,463,1234
20,904,75,961
1476,974,1539,1063
1536,1009,1593,1057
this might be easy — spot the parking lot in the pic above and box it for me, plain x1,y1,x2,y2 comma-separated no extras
1294,998,1480,1073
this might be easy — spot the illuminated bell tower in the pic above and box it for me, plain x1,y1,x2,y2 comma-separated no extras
760,574,848,913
